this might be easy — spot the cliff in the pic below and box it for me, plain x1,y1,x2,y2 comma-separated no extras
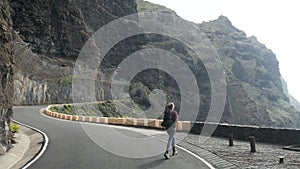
135,0,300,127
0,0,15,153
10,0,139,105
10,0,137,58
198,16,298,127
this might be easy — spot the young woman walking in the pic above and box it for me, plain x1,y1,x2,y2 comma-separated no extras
161,102,178,159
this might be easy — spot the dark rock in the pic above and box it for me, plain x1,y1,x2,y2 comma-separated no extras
11,0,139,105
10,0,137,58
0,0,15,153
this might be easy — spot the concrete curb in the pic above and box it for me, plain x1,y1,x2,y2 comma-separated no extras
0,133,30,169
12,119,49,169
44,104,193,132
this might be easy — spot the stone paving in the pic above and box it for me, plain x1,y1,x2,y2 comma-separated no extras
179,133,300,169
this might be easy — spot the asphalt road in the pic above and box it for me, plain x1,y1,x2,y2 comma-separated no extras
13,106,210,169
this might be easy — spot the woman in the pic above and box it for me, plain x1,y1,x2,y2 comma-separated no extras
162,102,178,159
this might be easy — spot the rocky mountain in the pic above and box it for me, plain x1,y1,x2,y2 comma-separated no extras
198,16,298,127
2,0,299,128
135,0,300,127
0,0,15,153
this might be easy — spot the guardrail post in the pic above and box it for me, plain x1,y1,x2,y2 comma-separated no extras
279,156,284,163
228,134,234,146
249,136,256,152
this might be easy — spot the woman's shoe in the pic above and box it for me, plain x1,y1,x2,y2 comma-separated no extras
164,152,170,159
172,147,177,156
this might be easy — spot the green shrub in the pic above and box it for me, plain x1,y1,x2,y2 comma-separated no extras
96,101,120,117
10,123,20,133
49,105,75,115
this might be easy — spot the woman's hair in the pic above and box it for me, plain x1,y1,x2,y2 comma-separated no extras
167,102,174,110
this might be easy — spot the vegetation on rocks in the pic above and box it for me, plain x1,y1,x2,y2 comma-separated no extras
49,104,75,115
49,100,145,118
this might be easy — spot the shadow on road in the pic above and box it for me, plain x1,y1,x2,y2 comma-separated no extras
138,158,166,169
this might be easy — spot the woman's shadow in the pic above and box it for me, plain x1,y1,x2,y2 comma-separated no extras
138,158,166,169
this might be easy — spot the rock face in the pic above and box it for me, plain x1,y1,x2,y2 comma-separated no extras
0,0,15,153
198,16,299,127
10,0,139,105
13,33,73,105
10,0,137,58
7,0,300,128
135,0,299,127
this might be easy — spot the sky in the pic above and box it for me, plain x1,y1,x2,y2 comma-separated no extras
146,0,300,102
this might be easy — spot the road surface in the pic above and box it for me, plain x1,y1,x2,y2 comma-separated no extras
14,106,210,169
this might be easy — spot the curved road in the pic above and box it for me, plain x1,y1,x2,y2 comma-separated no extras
14,106,210,169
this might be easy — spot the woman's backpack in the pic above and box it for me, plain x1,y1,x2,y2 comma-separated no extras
161,109,175,129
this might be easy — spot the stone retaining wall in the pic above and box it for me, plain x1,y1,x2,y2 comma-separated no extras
191,122,300,145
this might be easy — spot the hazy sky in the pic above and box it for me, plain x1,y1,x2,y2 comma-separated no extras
147,0,300,101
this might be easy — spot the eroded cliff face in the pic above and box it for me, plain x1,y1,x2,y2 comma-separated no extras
198,16,299,127
0,0,15,153
10,0,139,105
10,0,137,58
13,33,73,105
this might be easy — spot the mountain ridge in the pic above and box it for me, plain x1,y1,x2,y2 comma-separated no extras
136,0,300,127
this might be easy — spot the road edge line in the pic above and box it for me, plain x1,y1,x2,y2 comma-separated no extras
12,119,49,169
157,138,215,169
